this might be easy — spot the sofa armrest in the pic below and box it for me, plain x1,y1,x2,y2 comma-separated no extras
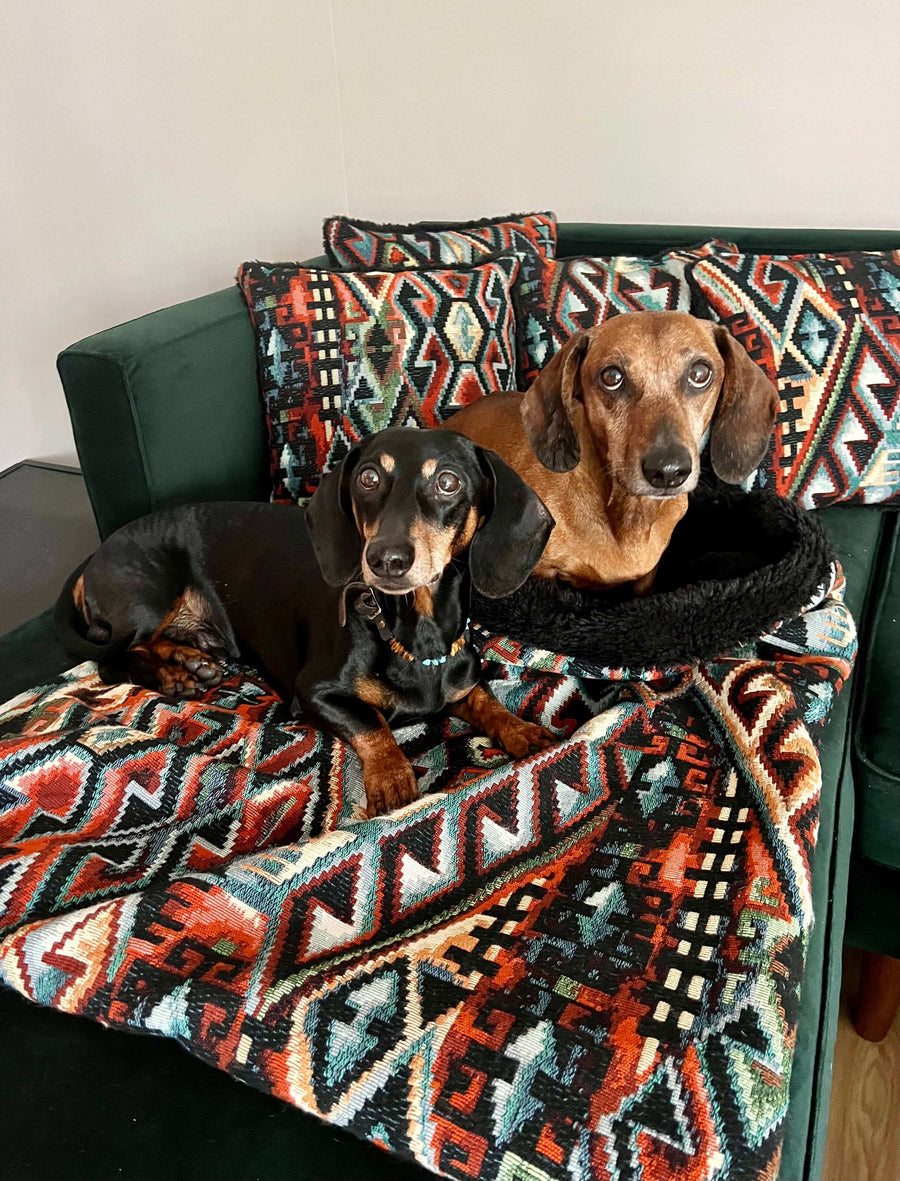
57,286,270,539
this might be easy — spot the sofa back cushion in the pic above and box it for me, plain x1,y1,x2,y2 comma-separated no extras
237,255,520,502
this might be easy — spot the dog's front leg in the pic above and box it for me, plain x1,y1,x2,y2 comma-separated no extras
450,684,556,759
294,684,419,817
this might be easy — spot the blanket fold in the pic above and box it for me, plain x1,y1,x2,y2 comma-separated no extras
0,491,854,1181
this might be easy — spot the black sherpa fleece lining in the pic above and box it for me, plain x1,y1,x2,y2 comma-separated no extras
472,486,835,668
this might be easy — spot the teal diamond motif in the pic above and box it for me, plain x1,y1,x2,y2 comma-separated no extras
795,305,838,373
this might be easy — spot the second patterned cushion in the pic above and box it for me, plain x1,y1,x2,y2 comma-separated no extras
238,255,520,502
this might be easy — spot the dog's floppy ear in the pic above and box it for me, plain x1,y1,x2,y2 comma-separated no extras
469,447,555,598
710,327,779,484
305,446,362,585
521,331,590,473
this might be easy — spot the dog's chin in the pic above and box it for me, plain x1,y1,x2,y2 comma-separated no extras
365,572,442,596
622,476,699,500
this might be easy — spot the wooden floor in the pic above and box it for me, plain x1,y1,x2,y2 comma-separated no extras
824,947,900,1181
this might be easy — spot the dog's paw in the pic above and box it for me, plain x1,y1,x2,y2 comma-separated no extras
128,641,224,700
364,758,420,818
495,718,557,760
165,644,224,685
154,663,201,700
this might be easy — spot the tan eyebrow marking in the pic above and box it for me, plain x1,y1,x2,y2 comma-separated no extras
421,458,438,477
380,454,395,473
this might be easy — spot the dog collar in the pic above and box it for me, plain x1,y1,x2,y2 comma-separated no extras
339,580,392,637
387,628,469,666
340,580,469,666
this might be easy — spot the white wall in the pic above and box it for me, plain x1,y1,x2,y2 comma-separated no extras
2,0,898,472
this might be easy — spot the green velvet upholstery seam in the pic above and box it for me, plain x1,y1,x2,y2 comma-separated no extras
120,357,156,510
852,746,900,784
63,306,250,366
800,510,898,1175
779,505,885,1181
57,351,155,538
803,736,855,1181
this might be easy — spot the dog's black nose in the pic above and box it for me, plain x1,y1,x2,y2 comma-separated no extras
641,445,692,490
367,541,414,579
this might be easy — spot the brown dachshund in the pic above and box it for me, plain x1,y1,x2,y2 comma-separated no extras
446,311,778,591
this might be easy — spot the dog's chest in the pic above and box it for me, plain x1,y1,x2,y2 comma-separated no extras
542,497,687,585
359,647,479,724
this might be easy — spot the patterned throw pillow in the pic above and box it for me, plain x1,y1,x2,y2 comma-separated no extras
238,255,520,502
690,248,900,507
323,211,556,277
515,241,734,387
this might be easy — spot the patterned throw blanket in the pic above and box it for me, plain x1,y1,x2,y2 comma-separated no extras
0,567,854,1180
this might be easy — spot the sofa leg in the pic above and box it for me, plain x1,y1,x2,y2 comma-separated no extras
850,950,900,1042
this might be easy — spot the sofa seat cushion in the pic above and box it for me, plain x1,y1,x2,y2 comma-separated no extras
853,510,900,870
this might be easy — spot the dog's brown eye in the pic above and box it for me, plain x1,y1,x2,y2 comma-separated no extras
357,466,380,490
600,365,624,391
688,360,713,389
436,470,461,496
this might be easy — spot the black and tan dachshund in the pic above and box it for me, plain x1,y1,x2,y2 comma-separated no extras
55,428,556,816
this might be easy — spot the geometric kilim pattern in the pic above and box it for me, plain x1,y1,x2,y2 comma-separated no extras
514,241,736,389
238,255,521,502
690,248,900,507
323,212,557,274
0,567,855,1181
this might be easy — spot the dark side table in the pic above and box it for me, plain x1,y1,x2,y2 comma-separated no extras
0,460,99,636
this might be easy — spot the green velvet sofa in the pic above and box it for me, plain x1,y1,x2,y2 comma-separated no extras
1,223,897,1181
